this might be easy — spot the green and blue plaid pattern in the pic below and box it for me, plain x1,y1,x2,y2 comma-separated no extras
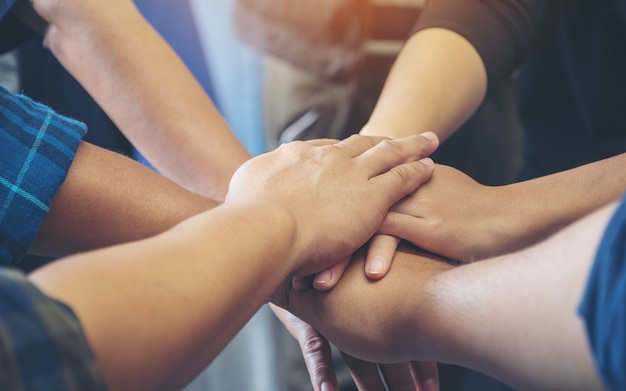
0,85,86,265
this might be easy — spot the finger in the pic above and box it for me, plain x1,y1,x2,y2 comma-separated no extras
357,133,439,177
313,256,351,291
292,275,315,291
300,325,340,391
411,361,440,391
305,138,341,146
370,159,435,208
379,211,429,248
379,362,419,391
269,305,340,391
341,352,387,391
336,134,390,158
365,234,401,279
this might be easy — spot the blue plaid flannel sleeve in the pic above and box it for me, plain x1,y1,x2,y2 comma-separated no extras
0,85,87,265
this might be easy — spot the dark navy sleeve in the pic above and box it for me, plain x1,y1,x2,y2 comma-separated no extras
579,195,626,391
0,0,36,54
0,268,107,390
413,0,544,87
0,0,16,19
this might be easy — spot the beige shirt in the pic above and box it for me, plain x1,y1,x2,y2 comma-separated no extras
365,0,425,56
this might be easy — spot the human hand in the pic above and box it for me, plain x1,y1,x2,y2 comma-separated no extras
270,304,439,391
370,164,516,264
305,236,399,291
226,133,439,277
311,163,504,290
272,245,455,364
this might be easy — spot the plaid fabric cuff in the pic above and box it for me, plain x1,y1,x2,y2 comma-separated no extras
0,268,106,391
0,85,87,265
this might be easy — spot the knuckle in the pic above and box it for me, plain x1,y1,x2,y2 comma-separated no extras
379,138,405,157
302,333,329,355
389,164,416,185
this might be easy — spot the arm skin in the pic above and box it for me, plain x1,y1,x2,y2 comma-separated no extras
378,160,626,262
274,202,619,391
23,0,251,201
27,134,437,391
30,141,217,257
360,28,487,142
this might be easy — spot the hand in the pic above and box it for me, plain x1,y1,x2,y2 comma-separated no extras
374,164,515,263
272,245,456,364
308,236,399,291
311,163,508,290
226,133,439,276
270,304,439,391
342,354,439,391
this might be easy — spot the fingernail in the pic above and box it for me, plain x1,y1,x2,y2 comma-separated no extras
422,378,439,391
321,382,334,391
366,257,384,276
420,131,438,142
292,277,311,291
419,157,434,167
314,270,332,285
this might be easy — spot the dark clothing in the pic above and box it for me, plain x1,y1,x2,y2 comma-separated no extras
579,195,626,391
416,0,626,179
517,0,626,178
0,269,106,391
0,0,34,54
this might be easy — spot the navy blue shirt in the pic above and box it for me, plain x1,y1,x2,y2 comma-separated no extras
579,196,626,391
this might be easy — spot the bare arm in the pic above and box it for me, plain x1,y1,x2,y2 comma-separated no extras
277,202,618,391
30,141,217,257
25,0,250,201
360,28,487,141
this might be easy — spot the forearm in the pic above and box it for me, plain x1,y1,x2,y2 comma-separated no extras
29,202,297,391
283,204,616,390
360,28,487,141
275,246,456,363
30,142,217,257
32,0,250,200
426,203,616,391
499,153,626,252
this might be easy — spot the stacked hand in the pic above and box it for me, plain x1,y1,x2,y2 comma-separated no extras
313,164,516,292
232,133,444,391
270,304,439,391
227,133,439,277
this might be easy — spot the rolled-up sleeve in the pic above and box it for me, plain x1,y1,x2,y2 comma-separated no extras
0,85,87,265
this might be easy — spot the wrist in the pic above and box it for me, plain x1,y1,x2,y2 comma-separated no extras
222,200,300,270
497,182,563,254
